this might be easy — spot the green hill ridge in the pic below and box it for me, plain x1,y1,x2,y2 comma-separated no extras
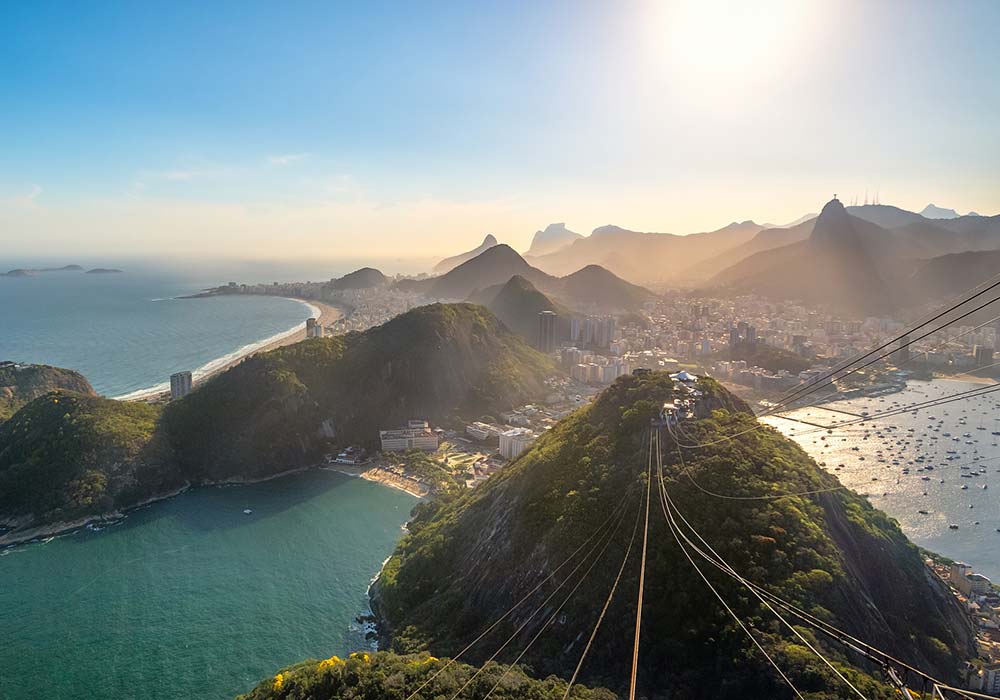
369,371,973,698
0,304,553,537
0,362,96,422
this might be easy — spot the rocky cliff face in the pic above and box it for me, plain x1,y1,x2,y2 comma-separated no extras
374,372,973,698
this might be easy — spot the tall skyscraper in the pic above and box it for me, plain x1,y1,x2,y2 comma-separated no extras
537,311,557,353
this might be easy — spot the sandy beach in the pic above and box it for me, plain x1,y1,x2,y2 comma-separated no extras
322,464,429,498
122,296,344,402
231,298,343,359
941,372,999,386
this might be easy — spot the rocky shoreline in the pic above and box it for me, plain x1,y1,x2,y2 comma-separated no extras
0,481,192,548
0,464,326,549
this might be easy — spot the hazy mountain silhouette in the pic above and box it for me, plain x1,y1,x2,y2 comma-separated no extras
711,198,896,313
524,223,583,257
921,203,962,219
432,234,498,274
847,203,927,229
473,275,570,344
909,250,1000,305
326,267,388,290
528,220,765,282
558,264,654,310
427,244,557,300
416,244,654,311
686,217,816,279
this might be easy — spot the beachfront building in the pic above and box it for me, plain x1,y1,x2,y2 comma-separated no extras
467,421,502,442
379,420,440,452
306,317,323,338
499,428,535,460
170,371,193,400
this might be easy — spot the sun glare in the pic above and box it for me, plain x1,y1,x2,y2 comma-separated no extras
649,0,815,98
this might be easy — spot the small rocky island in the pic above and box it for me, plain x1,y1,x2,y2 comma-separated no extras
1,265,121,277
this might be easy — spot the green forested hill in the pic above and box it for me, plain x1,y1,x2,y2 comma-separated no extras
373,372,974,699
0,304,554,530
0,392,180,524
165,303,554,480
0,363,96,422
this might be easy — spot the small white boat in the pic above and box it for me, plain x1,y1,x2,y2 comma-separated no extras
243,508,253,515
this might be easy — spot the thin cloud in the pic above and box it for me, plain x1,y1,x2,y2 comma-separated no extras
1,183,43,210
268,153,311,166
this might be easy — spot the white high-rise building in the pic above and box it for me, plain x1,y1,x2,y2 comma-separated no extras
170,371,193,400
499,428,535,460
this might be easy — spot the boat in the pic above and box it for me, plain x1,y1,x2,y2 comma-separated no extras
243,508,253,515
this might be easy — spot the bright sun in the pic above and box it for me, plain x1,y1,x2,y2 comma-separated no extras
649,0,815,97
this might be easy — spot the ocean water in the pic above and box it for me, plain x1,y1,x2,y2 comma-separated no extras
0,267,316,397
763,379,1000,579
0,470,415,700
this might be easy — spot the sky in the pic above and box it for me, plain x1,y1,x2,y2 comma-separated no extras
2,0,999,261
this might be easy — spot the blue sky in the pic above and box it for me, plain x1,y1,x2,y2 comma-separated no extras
2,0,999,259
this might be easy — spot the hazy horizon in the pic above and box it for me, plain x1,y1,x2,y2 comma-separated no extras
3,0,999,258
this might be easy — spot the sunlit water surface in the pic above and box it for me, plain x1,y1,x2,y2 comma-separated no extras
763,379,1000,579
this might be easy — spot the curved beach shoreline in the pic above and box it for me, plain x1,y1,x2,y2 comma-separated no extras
117,297,343,401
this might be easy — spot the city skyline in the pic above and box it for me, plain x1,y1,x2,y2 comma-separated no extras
2,0,999,259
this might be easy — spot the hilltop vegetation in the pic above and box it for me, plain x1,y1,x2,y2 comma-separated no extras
0,304,553,532
237,651,614,700
725,342,812,374
0,363,96,422
373,371,973,698
0,392,179,524
167,303,553,480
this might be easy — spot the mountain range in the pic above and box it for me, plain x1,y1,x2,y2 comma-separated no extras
408,244,656,312
524,220,767,282
420,201,991,298
410,199,998,313
705,197,1000,314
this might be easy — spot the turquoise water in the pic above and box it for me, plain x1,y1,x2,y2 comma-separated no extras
0,268,316,398
0,470,415,700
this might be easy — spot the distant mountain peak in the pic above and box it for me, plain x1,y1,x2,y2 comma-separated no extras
525,223,583,257
432,234,500,274
810,198,850,240
920,203,961,220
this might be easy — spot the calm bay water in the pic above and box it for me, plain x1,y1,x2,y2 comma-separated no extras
0,470,415,700
764,379,1000,580
0,268,315,397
